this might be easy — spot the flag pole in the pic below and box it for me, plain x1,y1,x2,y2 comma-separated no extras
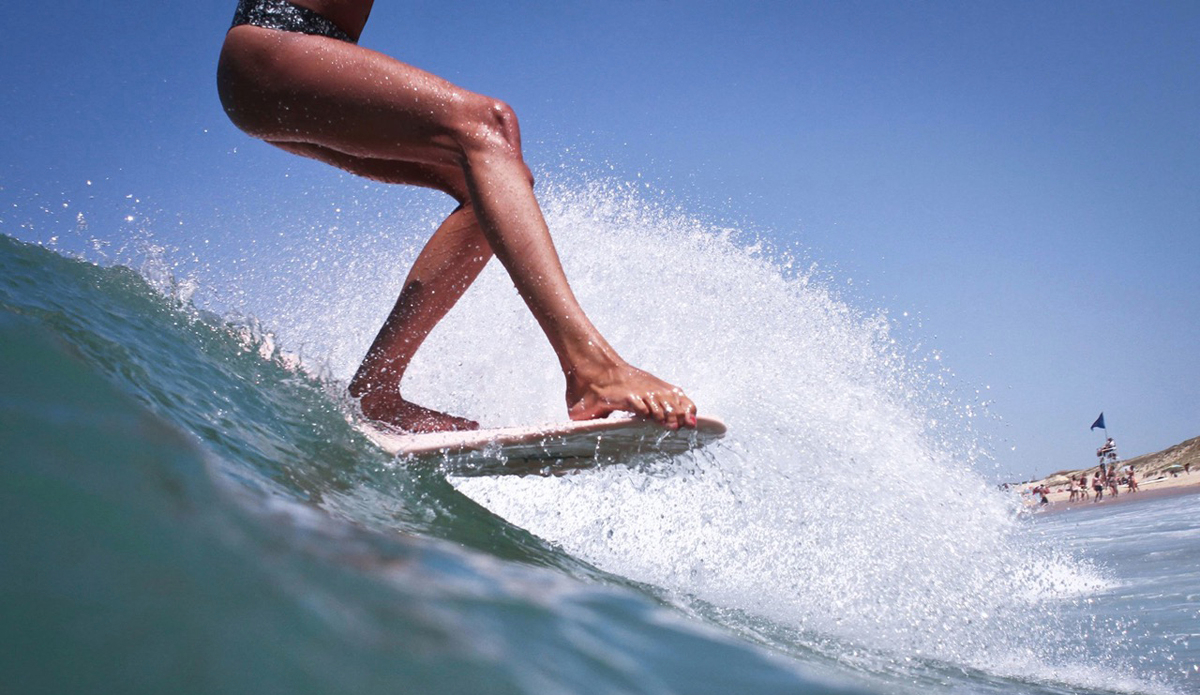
1091,412,1109,475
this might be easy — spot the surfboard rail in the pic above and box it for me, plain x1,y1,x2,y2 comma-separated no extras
358,415,726,477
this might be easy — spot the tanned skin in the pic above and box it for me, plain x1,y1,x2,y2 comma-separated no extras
217,0,697,433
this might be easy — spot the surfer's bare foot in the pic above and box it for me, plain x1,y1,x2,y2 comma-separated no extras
356,388,478,433
565,361,697,430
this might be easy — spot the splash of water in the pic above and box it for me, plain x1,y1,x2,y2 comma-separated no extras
374,178,1128,687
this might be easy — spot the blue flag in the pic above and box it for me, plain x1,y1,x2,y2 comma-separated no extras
1091,412,1106,431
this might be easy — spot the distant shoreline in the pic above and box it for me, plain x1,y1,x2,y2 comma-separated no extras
1011,433,1199,513
1034,474,1200,514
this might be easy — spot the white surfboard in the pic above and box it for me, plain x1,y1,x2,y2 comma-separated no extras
359,415,726,477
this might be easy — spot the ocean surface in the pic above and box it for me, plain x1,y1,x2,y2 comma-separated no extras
1,183,1196,694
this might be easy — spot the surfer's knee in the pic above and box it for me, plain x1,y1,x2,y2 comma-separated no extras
451,98,530,178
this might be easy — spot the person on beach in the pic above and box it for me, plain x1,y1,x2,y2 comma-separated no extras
1092,474,1104,502
1097,437,1118,475
216,0,697,433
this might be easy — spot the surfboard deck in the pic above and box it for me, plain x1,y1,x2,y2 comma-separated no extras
359,415,726,477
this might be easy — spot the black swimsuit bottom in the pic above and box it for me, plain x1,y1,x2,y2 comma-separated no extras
231,0,356,43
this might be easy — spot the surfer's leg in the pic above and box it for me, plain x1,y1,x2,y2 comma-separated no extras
350,205,492,431
218,27,697,429
266,142,493,432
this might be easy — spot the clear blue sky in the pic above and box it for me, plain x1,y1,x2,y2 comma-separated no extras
2,1,1196,480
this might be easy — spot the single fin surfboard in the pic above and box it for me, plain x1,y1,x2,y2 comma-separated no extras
359,415,726,477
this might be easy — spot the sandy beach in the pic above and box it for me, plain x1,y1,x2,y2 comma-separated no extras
1026,469,1200,512
1014,434,1200,512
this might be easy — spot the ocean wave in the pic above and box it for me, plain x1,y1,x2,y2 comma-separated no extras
0,170,1178,694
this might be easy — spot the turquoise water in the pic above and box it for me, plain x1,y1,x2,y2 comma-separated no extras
1,184,1194,694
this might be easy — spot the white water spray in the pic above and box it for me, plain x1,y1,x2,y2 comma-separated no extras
392,179,1119,683
190,175,1144,690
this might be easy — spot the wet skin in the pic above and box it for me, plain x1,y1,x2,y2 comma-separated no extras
217,0,697,433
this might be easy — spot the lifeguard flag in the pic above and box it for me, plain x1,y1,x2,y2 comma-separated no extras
1091,413,1106,431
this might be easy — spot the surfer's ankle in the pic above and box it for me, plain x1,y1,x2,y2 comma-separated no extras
564,350,625,388
348,372,381,400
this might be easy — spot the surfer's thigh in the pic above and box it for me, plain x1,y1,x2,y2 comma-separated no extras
217,26,512,169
